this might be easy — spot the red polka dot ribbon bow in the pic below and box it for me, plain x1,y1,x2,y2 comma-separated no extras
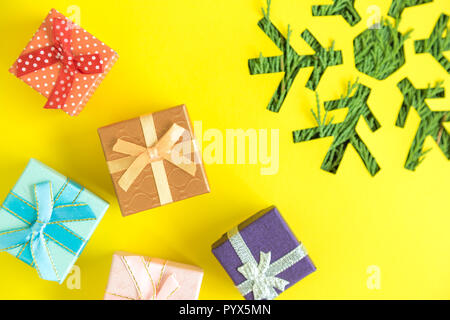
15,18,104,110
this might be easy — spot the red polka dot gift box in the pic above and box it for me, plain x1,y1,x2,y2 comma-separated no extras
9,8,118,116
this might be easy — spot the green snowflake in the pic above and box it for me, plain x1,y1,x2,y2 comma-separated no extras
293,82,381,175
248,0,342,113
249,0,449,174
414,13,450,74
396,78,449,170
312,0,361,26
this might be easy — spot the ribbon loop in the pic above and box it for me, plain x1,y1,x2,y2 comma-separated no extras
155,274,180,300
258,251,271,274
112,139,147,156
74,54,103,74
34,182,53,223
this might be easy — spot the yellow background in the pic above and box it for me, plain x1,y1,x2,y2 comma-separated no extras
0,0,449,299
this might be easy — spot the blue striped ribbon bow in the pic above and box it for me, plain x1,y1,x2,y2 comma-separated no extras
0,180,96,282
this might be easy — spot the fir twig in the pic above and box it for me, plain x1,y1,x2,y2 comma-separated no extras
312,0,361,26
414,13,450,74
310,93,335,137
395,78,450,170
248,0,343,112
293,81,381,176
388,0,433,20
354,18,412,80
437,114,447,145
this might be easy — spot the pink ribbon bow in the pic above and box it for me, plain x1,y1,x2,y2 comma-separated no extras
15,17,104,110
107,255,180,300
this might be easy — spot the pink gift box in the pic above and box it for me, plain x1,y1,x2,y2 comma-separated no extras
104,252,204,300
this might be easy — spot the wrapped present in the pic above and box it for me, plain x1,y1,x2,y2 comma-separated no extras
98,105,210,216
0,159,109,283
104,251,204,300
9,8,118,116
212,206,316,300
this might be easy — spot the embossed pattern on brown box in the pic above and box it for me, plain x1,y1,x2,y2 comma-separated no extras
98,105,210,216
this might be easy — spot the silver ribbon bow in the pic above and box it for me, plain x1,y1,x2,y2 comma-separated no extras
237,251,289,300
228,227,307,300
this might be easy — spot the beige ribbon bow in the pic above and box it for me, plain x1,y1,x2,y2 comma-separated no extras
107,116,197,204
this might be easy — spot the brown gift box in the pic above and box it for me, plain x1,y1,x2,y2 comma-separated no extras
98,105,210,216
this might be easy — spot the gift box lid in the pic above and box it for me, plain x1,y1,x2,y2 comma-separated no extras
212,206,316,299
9,9,118,116
0,159,109,283
98,105,210,216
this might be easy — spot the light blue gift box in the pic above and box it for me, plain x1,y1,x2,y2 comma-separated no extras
0,159,109,283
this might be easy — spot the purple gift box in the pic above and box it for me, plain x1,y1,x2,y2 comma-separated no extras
211,206,316,300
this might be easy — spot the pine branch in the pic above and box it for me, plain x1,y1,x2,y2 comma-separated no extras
312,0,361,26
310,93,335,137
388,0,433,20
414,13,450,74
293,81,381,176
395,78,450,170
354,18,411,80
248,0,343,112
301,30,343,91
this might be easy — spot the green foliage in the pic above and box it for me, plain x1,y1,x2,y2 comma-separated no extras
388,0,433,20
250,1,449,173
293,81,381,176
249,0,343,113
395,78,450,170
414,13,450,74
312,0,361,26
354,18,412,80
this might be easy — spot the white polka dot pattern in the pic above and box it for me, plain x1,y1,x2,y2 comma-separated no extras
9,8,119,116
